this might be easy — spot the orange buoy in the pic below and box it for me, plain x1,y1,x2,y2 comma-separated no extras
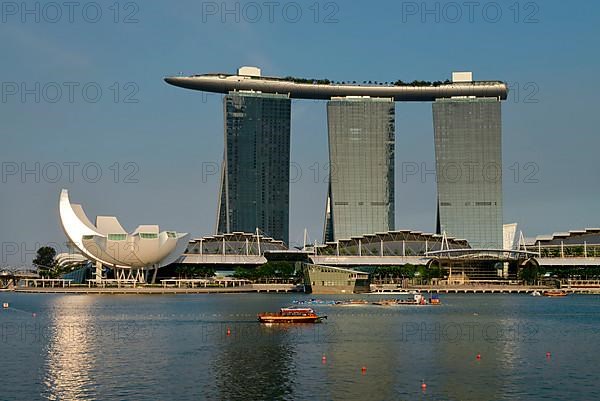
421,381,427,390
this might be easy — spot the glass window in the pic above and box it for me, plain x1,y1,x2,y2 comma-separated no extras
139,233,158,239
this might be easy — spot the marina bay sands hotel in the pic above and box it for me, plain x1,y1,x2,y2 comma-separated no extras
165,67,508,248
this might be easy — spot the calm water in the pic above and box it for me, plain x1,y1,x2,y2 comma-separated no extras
1,293,600,401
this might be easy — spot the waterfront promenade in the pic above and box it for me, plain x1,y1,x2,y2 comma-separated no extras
12,283,300,295
9,283,600,295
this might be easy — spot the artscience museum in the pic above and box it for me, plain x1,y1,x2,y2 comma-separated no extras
59,189,190,283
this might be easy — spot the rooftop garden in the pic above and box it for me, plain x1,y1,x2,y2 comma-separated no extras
282,76,453,87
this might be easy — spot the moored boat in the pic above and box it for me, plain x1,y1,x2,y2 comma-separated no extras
372,294,441,306
336,299,370,306
542,290,568,297
258,307,326,323
429,294,441,305
292,299,336,305
397,294,428,305
372,299,398,306
366,289,417,295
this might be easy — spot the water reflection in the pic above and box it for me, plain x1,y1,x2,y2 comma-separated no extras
42,296,96,400
320,310,398,401
213,323,296,400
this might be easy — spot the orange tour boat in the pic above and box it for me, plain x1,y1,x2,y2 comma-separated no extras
542,290,568,297
258,307,326,323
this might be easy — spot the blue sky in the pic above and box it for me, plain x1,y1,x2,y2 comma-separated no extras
1,0,599,264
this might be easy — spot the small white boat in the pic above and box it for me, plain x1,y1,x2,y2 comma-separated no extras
531,291,541,297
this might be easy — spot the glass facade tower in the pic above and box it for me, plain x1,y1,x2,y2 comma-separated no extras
432,97,503,248
216,92,291,244
324,97,395,241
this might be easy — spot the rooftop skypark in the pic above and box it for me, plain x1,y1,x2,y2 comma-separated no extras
165,67,508,101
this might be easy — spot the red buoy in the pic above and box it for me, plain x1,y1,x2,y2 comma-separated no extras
476,354,481,360
361,366,367,374
546,352,551,358
322,355,327,364
226,327,231,336
421,381,427,390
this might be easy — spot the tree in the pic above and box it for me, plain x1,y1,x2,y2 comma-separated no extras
422,265,444,280
33,246,57,277
519,264,544,284
173,264,215,279
232,262,300,282
174,264,190,278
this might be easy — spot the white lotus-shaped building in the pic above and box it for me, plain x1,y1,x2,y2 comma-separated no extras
59,189,190,282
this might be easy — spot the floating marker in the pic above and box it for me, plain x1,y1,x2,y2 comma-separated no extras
421,380,427,390
226,327,231,336
546,352,551,358
361,366,367,374
322,355,327,364
32,313,36,317
2,302,8,309
476,354,481,360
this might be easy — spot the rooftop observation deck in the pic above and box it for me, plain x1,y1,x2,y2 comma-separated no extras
164,72,508,101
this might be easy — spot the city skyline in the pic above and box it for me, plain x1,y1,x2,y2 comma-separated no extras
167,68,505,246
164,67,508,246
0,61,593,260
1,0,599,264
